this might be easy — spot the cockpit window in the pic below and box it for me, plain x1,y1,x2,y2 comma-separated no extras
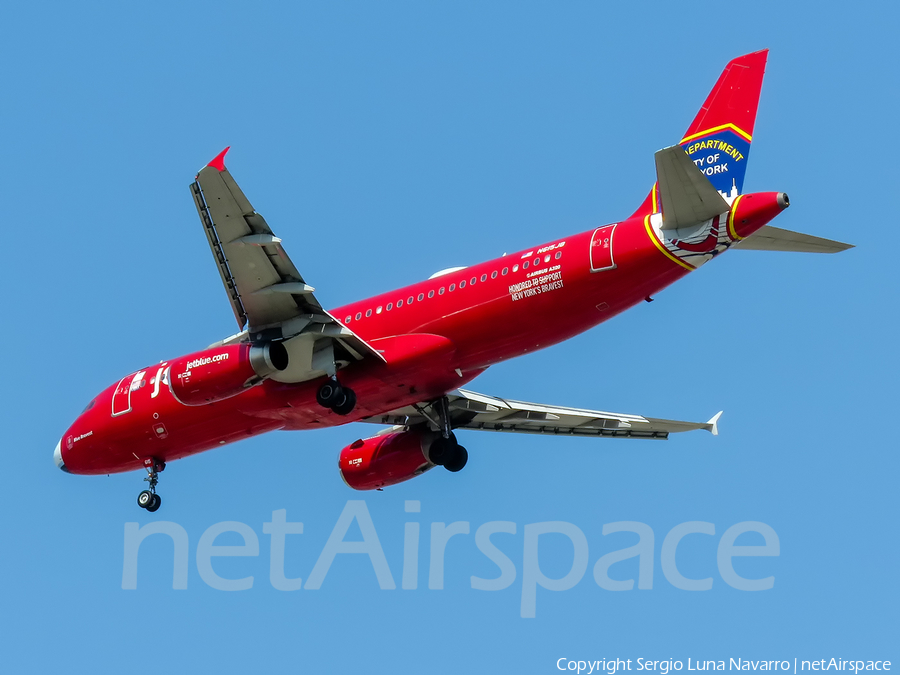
82,399,96,413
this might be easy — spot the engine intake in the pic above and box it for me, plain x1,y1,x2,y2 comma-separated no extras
339,429,437,490
168,342,288,406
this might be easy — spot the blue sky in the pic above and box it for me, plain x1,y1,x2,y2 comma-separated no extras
1,1,897,672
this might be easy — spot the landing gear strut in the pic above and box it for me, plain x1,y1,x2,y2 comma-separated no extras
429,397,468,473
317,379,356,416
137,458,164,512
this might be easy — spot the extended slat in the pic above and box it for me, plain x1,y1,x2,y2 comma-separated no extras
191,181,247,329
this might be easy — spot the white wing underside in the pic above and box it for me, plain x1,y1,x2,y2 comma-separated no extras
192,152,384,383
361,389,721,440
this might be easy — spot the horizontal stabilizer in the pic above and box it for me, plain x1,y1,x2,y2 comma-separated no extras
655,146,730,230
732,225,854,253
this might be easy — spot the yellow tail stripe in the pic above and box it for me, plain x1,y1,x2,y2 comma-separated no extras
680,123,753,145
727,194,745,241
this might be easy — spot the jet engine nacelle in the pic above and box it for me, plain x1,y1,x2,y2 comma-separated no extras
339,429,437,490
168,342,288,406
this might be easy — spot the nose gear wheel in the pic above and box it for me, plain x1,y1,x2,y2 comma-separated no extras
136,458,164,512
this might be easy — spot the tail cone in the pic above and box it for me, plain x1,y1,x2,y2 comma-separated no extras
728,192,789,241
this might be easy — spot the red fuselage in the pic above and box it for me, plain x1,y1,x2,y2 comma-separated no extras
56,193,783,476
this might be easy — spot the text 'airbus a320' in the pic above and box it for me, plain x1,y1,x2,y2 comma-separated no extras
55,50,851,511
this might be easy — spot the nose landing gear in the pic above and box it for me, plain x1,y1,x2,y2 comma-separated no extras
137,490,161,512
137,458,165,512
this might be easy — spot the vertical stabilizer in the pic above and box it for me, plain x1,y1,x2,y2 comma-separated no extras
680,49,767,199
631,50,768,218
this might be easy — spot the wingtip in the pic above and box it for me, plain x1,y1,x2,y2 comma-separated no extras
207,146,231,172
732,48,769,64
707,411,724,436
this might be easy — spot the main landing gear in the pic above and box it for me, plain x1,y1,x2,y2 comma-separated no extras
430,396,468,473
137,458,164,512
430,433,468,472
316,379,357,415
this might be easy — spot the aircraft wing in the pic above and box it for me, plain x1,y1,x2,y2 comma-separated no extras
192,148,384,370
361,389,721,440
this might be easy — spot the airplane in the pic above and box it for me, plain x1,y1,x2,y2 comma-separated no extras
54,50,852,511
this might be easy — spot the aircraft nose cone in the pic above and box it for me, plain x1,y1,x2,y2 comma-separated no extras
54,440,70,473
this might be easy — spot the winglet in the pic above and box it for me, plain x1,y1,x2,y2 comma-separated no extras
207,146,231,172
706,411,724,436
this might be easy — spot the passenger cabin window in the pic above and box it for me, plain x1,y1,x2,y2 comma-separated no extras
533,258,540,267
502,267,508,275
555,251,561,259
428,290,434,298
387,303,393,311
397,299,403,307
376,306,382,314
470,277,476,285
366,309,372,317
450,283,456,291
460,280,466,288
544,254,551,263
439,287,445,295
345,315,351,323
355,312,362,320
523,261,529,269
513,264,519,272
408,296,414,304
491,271,498,279
417,293,424,301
